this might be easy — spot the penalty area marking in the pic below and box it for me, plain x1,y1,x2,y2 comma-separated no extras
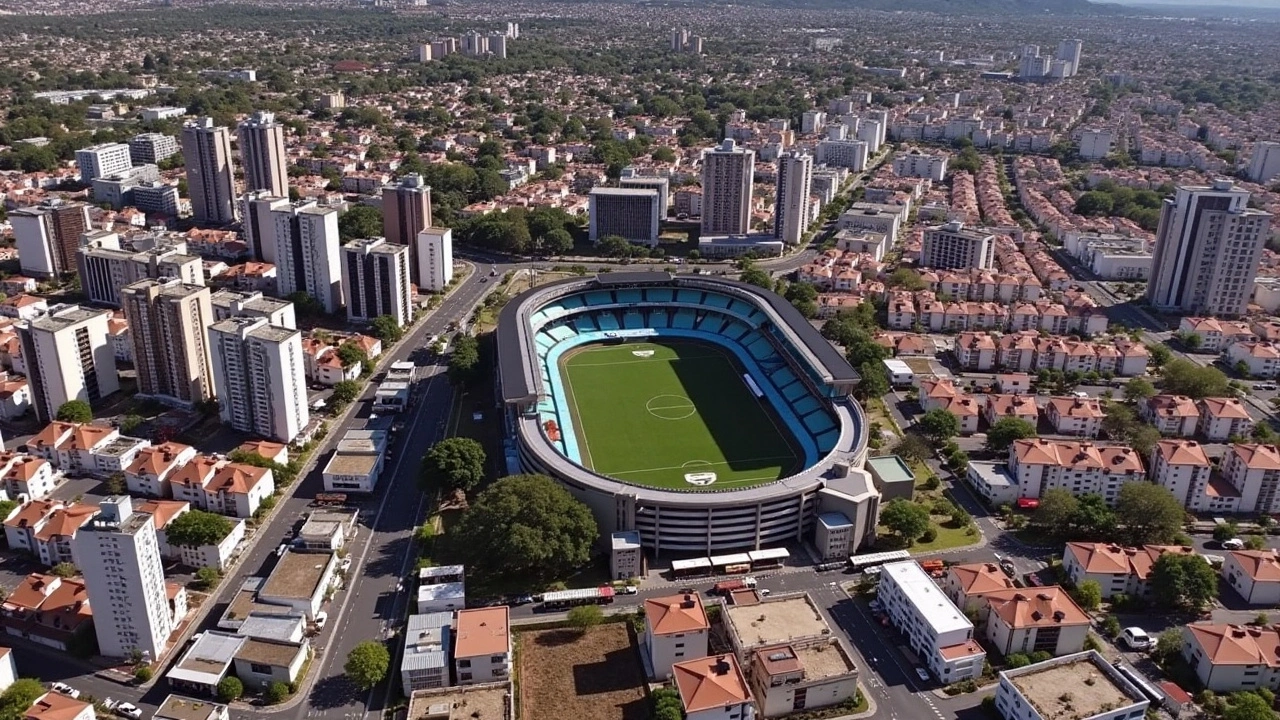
646,394,697,420
681,460,716,486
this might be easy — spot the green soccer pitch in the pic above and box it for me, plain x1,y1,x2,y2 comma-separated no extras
558,340,803,491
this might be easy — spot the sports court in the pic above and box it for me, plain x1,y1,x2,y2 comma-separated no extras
558,340,801,490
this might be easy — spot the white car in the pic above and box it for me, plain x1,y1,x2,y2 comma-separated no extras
915,667,930,682
621,585,637,595
1222,538,1245,550
339,557,353,572
1122,627,1152,651
314,611,329,629
102,699,118,711
50,683,80,699
116,703,142,719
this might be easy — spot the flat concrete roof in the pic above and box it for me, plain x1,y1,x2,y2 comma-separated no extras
881,561,972,638
407,683,511,720
324,453,378,476
867,455,914,485
1007,653,1144,720
259,551,333,601
794,641,856,680
236,638,304,667
155,696,228,720
725,595,830,650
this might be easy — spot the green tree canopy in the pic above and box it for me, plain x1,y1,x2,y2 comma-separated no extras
1034,488,1079,536
985,417,1038,454
0,679,46,720
55,400,92,423
442,474,597,579
739,266,774,290
166,510,233,547
880,499,931,544
1150,553,1217,609
542,228,574,255
330,380,362,407
596,235,634,258
337,343,368,369
917,409,961,443
566,605,603,630
338,204,383,242
422,437,487,492
344,640,390,690
1213,521,1240,543
1160,359,1231,398
217,676,243,703
1123,377,1156,402
371,315,405,344
1115,482,1185,545
448,334,481,387
1224,692,1276,720
1075,580,1102,610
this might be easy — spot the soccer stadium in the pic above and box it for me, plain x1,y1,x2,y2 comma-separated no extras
497,271,878,554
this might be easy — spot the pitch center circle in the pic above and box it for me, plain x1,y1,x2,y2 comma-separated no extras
646,394,696,420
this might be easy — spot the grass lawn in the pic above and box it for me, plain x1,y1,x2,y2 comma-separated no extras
559,340,801,491
864,397,903,439
877,518,977,555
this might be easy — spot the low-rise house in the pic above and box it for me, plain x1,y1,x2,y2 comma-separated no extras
673,655,757,720
0,574,93,652
125,442,197,497
1062,542,1196,600
982,395,1039,428
26,504,97,567
981,587,1091,657
1198,398,1255,441
454,606,511,685
1009,439,1145,506
917,378,962,412
995,651,1149,720
0,377,31,419
232,638,310,691
747,641,858,718
644,592,710,680
1222,550,1280,606
256,550,338,619
941,562,1017,613
937,395,982,435
24,693,96,720
154,696,230,720
401,612,453,693
1044,397,1104,437
1141,395,1200,437
167,630,243,696
1226,341,1280,379
27,422,149,478
0,453,56,500
172,455,274,519
1182,624,1280,692
1178,317,1256,352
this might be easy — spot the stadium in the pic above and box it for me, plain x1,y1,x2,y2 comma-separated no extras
496,271,878,555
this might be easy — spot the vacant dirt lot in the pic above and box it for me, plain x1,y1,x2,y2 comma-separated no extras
519,624,647,720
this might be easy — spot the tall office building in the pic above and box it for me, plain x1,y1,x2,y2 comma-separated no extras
1057,39,1083,77
340,237,413,327
1247,141,1280,185
488,34,507,59
700,139,755,236
75,143,133,183
18,305,119,424
382,174,432,282
588,188,662,247
921,222,996,270
272,203,343,314
77,241,203,307
121,279,215,408
208,316,309,443
10,200,90,277
774,152,814,246
181,118,239,226
1145,180,1273,317
619,168,670,219
73,496,173,660
129,133,180,166
241,191,290,263
816,139,869,171
416,228,454,293
1019,46,1049,79
237,111,289,198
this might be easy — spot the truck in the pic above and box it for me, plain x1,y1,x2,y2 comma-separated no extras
919,560,945,577
711,577,758,595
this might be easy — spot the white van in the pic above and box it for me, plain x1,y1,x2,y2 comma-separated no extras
1122,627,1152,651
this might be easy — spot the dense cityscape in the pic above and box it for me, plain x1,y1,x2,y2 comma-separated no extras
0,1,1279,720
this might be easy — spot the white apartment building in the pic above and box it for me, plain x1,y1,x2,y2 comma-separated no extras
801,110,826,134
1199,397,1255,441
996,652,1148,720
129,133,180,165
1248,141,1280,184
453,606,510,685
1077,130,1114,161
982,587,1091,658
340,238,412,327
1008,439,1145,506
877,561,986,683
701,139,755,236
75,242,205,307
1222,550,1280,606
1220,443,1280,515
209,290,296,329
76,143,133,182
241,192,290,263
644,593,710,680
921,222,995,270
815,139,868,171
415,228,453,293
18,305,120,423
1226,341,1280,379
11,200,91,277
1183,624,1280,692
837,203,902,244
237,111,289,197
1150,440,1231,513
208,317,309,443
72,496,174,660
588,188,662,246
773,152,813,246
1062,542,1196,600
1145,180,1272,317
273,203,343,314
121,280,215,408
892,151,948,182
181,118,239,226
855,120,884,153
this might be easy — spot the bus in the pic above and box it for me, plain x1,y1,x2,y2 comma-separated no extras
671,558,713,579
847,550,911,573
538,586,616,611
748,548,789,571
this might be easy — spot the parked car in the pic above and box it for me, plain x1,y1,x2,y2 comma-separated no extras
999,559,1017,576
915,667,930,682
621,585,638,595
116,703,142,719
276,543,289,556
339,557,352,572
314,611,329,629
50,683,79,699
1222,538,1245,550
1122,627,1152,651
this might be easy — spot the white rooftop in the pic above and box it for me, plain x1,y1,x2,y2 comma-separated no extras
882,560,972,637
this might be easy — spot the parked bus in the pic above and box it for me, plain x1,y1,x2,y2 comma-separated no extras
670,558,713,579
538,586,615,611
847,550,911,573
748,548,789,571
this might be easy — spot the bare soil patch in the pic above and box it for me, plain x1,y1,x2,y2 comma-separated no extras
519,624,647,720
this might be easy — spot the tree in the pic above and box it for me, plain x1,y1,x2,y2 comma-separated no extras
330,380,362,409
217,676,243,703
56,400,92,423
338,204,383,241
880,499,931,544
1075,580,1102,611
1034,488,1080,536
543,228,574,255
917,409,960,443
442,474,597,578
1070,494,1116,539
893,434,933,464
448,334,481,387
337,343,368,369
566,604,603,630
0,500,15,522
887,267,927,291
344,641,390,690
371,315,404,344
1160,359,1231,398
1214,521,1240,542
120,414,144,434
1123,378,1155,402
51,562,78,578
856,361,890,400
1224,692,1275,720
264,681,290,704
1147,343,1173,369
166,510,233,547
1150,553,1217,609
106,471,126,495
984,417,1037,454
134,666,153,682
196,566,222,590
0,680,47,720
739,266,774,290
422,438,487,492
1115,482,1185,545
